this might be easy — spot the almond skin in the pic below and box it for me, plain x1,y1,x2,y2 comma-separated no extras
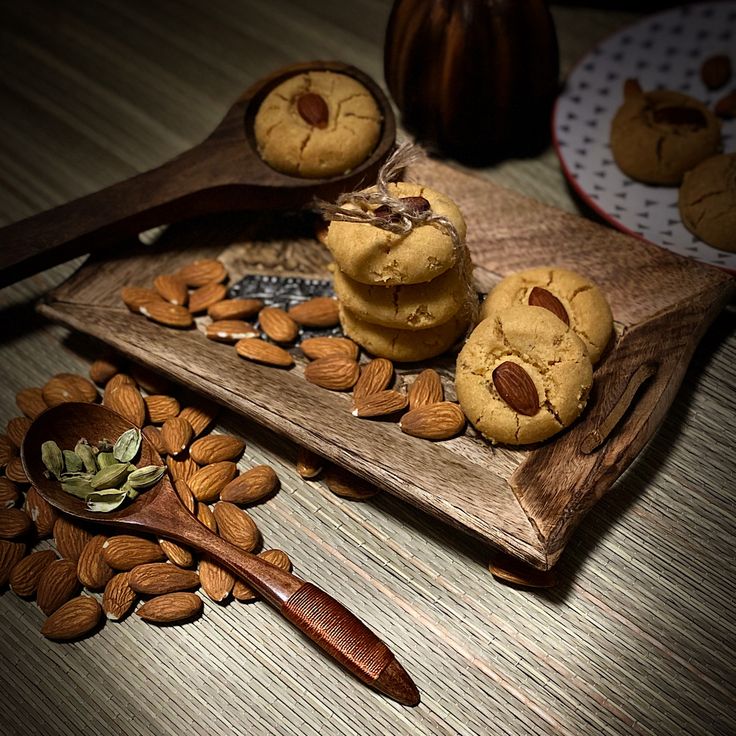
196,502,218,533
103,572,137,620
25,487,57,538
42,595,103,641
77,535,115,591
178,402,218,437
296,448,323,479
352,390,408,418
159,538,194,568
105,384,146,427
136,591,203,624
142,425,167,456
89,357,123,386
220,465,279,505
54,517,93,563
102,536,166,571
0,540,27,587
188,461,238,503
408,369,444,410
121,286,163,313
167,454,199,484
174,479,196,514
16,387,48,419
492,361,540,416
205,320,258,343
0,508,32,539
6,416,33,448
304,356,360,391
188,282,228,314
141,301,194,328
5,457,29,484
104,373,136,403
399,402,466,440
189,435,245,465
0,478,20,509
207,298,263,321
198,558,234,603
37,558,80,615
10,549,57,597
288,297,339,327
161,416,194,457
300,336,359,361
177,259,227,287
352,358,393,401
0,434,16,467
153,274,188,306
297,92,329,128
233,549,292,601
144,395,181,424
129,562,200,595
258,307,299,343
528,287,569,326
324,465,380,500
235,338,294,368
212,502,260,552
715,91,736,120
41,376,85,407
488,553,557,588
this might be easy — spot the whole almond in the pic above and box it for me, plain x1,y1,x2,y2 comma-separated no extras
188,281,228,314
177,259,228,287
161,416,194,457
37,558,80,615
102,536,166,571
42,595,103,640
492,361,540,416
5,457,29,484
258,307,299,343
213,502,260,552
297,92,329,128
300,336,359,361
352,390,408,418
304,356,360,391
178,402,218,437
167,454,199,484
205,320,258,343
352,358,394,401
16,387,47,419
189,435,245,465
296,447,322,479
129,562,200,595
199,558,234,602
0,508,32,539
235,338,294,368
143,425,167,456
221,465,279,505
54,517,93,562
288,297,339,327
10,549,57,597
6,416,33,448
188,461,237,503
208,298,263,321
25,487,57,538
399,402,466,440
89,356,122,385
129,364,172,395
408,369,444,410
77,535,115,590
701,54,732,90
104,373,136,402
232,578,258,602
159,538,194,568
141,300,194,328
233,549,292,602
106,384,146,426
0,540,26,587
121,286,163,313
136,591,203,623
324,465,380,500
0,478,20,508
57,373,98,402
174,479,196,514
144,395,181,424
154,274,188,306
103,572,137,620
196,502,218,533
488,553,557,588
715,91,736,120
528,287,569,326
0,434,15,467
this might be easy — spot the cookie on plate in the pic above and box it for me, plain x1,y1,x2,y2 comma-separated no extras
480,267,613,364
679,153,736,253
455,306,593,445
254,71,382,178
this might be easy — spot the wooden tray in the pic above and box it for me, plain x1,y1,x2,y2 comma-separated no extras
40,159,734,570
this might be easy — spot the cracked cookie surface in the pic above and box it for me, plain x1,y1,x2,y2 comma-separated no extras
679,153,736,253
326,182,466,285
455,306,593,445
480,267,613,364
254,71,381,178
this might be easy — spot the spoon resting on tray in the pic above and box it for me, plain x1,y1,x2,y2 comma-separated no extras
21,402,419,707
0,60,396,288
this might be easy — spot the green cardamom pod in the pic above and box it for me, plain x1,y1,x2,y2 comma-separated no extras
75,440,98,473
97,452,116,468
61,477,95,499
62,450,83,473
86,488,128,513
113,428,142,463
90,463,131,490
60,471,94,481
120,480,139,501
41,441,64,480
97,439,114,452
127,465,166,489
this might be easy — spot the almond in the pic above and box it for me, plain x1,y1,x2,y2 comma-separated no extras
167,454,199,484
297,92,329,128
77,535,115,590
208,298,263,321
288,297,339,327
57,373,98,402
488,553,557,588
16,387,47,419
0,478,20,508
89,356,123,385
196,502,217,533
5,457,29,484
159,538,194,568
103,572,137,620
42,595,103,640
129,364,172,394
188,282,228,314
205,319,258,342
153,274,188,306
141,300,194,328
492,361,540,416
121,286,163,313
136,591,203,623
399,401,466,440
25,487,57,538
142,425,167,456
102,535,165,571
408,369,444,410
701,54,731,90
104,373,136,400
300,336,359,361
352,390,408,418
233,549,292,602
178,402,217,437
9,549,57,597
0,508,31,539
258,306,299,343
54,517,93,563
106,384,146,427
6,416,33,448
0,540,26,587
129,562,199,595
198,558,234,602
144,395,181,424
0,434,15,467
174,479,196,514
189,435,245,465
296,447,322,479
220,465,279,505
213,502,260,552
324,465,380,500
528,287,569,325
352,358,393,401
161,416,194,457
232,578,258,602
177,259,228,287
235,338,294,367
715,91,736,120
188,461,237,503
304,356,360,391
37,558,80,615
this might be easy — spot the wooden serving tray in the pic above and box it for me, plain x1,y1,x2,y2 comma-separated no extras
40,159,734,570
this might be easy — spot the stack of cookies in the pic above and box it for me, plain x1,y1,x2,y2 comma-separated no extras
325,182,478,362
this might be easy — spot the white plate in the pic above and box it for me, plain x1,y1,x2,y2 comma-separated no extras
553,1,736,270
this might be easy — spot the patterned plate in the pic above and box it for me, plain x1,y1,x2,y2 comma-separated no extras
553,2,736,270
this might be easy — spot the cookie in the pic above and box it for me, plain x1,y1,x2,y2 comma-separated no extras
610,84,721,185
254,71,382,179
339,306,468,363
326,182,467,285
679,153,736,253
455,307,593,446
480,267,613,364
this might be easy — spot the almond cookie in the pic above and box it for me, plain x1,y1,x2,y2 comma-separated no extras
610,83,721,185
326,182,467,285
339,306,468,363
254,71,382,179
679,153,736,253
455,307,593,445
480,267,613,364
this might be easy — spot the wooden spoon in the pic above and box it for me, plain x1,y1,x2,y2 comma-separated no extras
0,60,396,287
21,402,419,706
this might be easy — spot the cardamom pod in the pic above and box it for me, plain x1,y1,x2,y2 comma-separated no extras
41,441,64,479
60,471,94,481
61,477,95,499
90,463,131,490
97,439,114,452
120,480,139,501
86,488,128,512
113,428,142,463
97,452,116,468
62,450,83,473
127,465,166,489
75,440,98,473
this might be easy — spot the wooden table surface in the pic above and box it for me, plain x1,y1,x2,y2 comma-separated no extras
1,2,734,734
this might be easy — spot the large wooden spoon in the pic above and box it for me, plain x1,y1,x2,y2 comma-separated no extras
21,402,419,706
0,60,396,287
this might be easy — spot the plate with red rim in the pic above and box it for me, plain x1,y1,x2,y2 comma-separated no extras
553,1,736,271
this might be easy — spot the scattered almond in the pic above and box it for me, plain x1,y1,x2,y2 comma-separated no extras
105,384,146,426
0,540,26,587
0,434,15,467
324,465,380,500
174,479,196,514
42,595,102,640
304,356,360,391
104,373,136,401
9,549,57,597
161,416,194,457
154,274,188,306
235,338,294,368
189,434,245,465
142,425,167,456
103,572,137,620
177,259,227,287
121,286,163,313
352,390,408,418
232,578,258,602
221,465,279,505
715,90,736,120
701,54,731,90
37,558,80,615
205,320,258,342
16,387,47,419
353,358,393,401
399,402,466,440
5,457,29,484
234,549,292,602
288,297,339,328
408,369,444,409
0,508,32,539
188,282,228,314
77,535,115,591
136,591,203,624
196,502,218,533
208,298,263,321
488,553,557,588
41,376,85,407
258,307,299,343
25,487,57,538
213,502,260,552
102,536,165,571
296,447,322,479
129,562,200,595
141,300,194,328
300,336,359,361
6,416,33,448
167,454,199,484
0,478,20,508
57,373,98,402
159,538,194,568
144,394,181,424
188,461,238,503
54,517,93,563
198,558,234,602
89,356,122,385
178,402,217,437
